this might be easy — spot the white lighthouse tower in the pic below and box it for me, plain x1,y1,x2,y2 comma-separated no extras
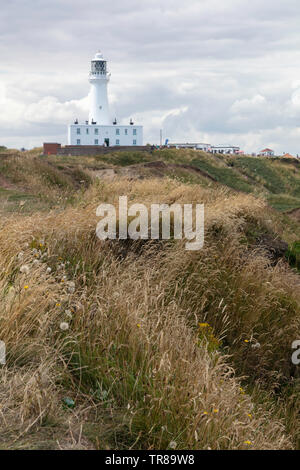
89,51,110,125
68,51,143,147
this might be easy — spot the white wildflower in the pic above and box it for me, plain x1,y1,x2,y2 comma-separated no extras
60,322,69,331
17,252,24,260
169,441,177,449
67,281,75,294
46,267,52,274
65,309,72,318
20,264,30,275
251,342,261,349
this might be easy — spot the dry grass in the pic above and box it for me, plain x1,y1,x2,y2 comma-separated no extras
0,152,91,215
0,177,299,449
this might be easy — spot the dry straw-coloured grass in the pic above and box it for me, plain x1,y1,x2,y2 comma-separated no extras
0,177,299,449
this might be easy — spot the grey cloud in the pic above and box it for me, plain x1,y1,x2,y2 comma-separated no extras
1,0,300,152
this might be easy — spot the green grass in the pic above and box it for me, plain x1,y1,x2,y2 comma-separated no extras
267,194,300,212
286,241,300,271
190,158,254,192
97,151,154,167
233,157,287,193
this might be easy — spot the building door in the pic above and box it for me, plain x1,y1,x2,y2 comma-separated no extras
104,138,109,147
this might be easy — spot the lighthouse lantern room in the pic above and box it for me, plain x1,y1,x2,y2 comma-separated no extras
68,51,143,147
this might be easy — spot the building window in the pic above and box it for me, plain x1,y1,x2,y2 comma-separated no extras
95,139,98,145
116,128,120,135
76,128,80,134
133,140,137,145
86,128,89,134
125,129,128,135
77,139,81,145
133,128,137,135
116,139,120,145
94,128,98,135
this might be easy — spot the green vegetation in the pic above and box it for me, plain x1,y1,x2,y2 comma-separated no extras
286,241,300,271
0,148,299,449
191,157,254,192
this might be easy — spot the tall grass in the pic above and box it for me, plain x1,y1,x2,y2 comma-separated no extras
0,177,298,448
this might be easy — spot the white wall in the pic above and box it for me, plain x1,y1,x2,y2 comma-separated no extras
68,124,143,146
89,80,110,125
210,146,240,154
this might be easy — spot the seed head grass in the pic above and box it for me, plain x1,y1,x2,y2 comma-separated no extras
0,176,299,449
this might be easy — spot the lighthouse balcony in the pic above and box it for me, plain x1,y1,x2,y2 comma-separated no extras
90,71,106,76
89,71,110,79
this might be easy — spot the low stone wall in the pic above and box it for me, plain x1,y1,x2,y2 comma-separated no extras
43,143,62,155
57,145,152,156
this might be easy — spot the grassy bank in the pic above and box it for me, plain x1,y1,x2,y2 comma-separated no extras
0,149,299,449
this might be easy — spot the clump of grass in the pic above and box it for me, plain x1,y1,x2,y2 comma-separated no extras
0,153,92,214
286,241,300,271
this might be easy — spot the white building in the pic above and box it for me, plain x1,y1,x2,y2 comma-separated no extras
258,148,274,157
68,52,143,147
168,142,211,151
166,142,243,154
210,145,240,155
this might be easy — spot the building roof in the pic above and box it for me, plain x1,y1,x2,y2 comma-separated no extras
168,142,211,146
211,145,240,149
283,153,296,159
259,148,274,153
94,51,104,60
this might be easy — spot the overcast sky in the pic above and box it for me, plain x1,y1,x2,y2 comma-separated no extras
1,0,300,153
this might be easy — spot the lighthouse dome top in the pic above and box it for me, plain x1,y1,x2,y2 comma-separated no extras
93,51,104,60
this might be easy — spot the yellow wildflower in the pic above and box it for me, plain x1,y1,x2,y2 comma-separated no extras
213,409,219,413
244,440,252,445
137,323,141,328
199,322,209,328
24,285,29,290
